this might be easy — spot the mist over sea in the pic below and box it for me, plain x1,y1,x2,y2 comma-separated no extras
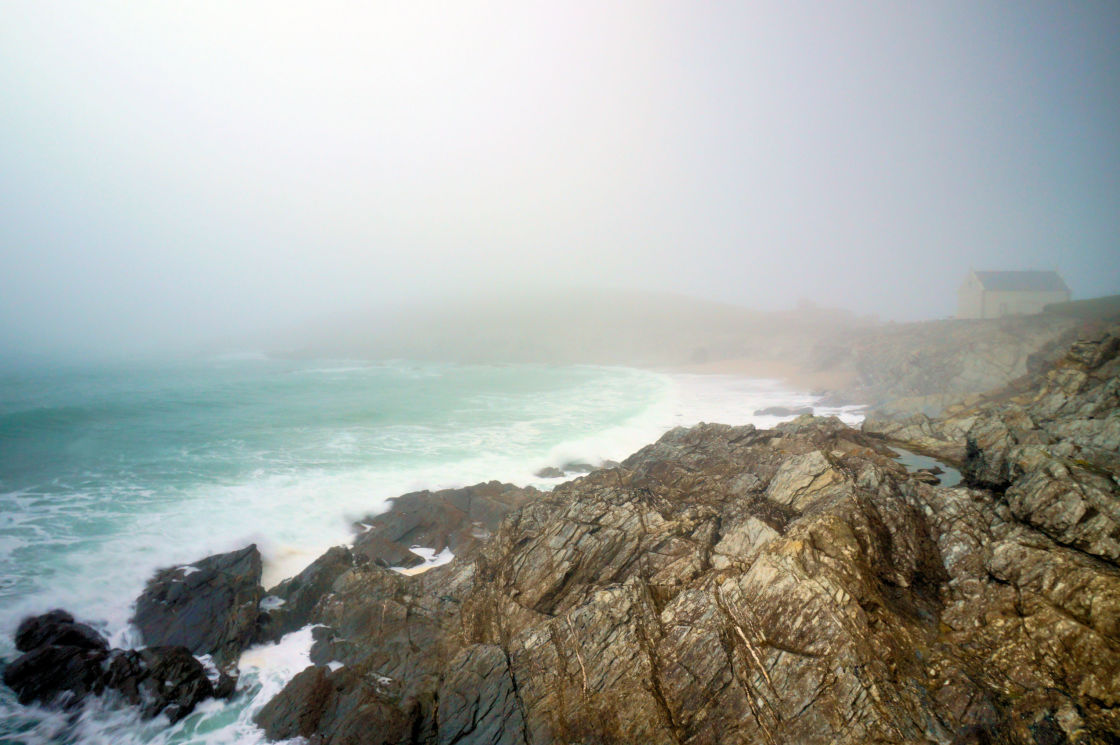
0,357,860,743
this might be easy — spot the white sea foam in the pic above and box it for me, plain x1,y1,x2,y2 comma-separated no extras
392,546,456,575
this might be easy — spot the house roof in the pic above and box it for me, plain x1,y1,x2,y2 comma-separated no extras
973,270,1069,293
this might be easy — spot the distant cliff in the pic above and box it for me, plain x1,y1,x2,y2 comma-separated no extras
257,289,1110,421
810,313,1087,414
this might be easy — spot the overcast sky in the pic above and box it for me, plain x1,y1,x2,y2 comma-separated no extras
2,1,1118,358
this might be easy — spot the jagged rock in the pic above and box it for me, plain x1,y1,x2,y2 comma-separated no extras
133,544,263,669
254,665,335,740
258,545,354,642
753,405,814,417
352,481,538,566
922,484,1120,738
104,646,215,723
254,664,415,745
710,516,779,571
437,645,526,745
764,449,843,509
1004,458,1120,562
3,641,108,707
953,326,1120,565
3,611,217,723
14,609,108,653
533,466,565,478
251,327,1120,745
866,324,1120,566
862,411,968,462
352,532,424,568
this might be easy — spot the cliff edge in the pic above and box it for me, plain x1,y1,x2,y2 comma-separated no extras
248,326,1120,744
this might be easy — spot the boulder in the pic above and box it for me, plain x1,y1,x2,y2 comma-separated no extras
3,610,219,723
533,466,565,479
133,544,263,669
254,664,415,745
14,608,108,653
3,641,108,707
104,646,216,723
254,664,335,740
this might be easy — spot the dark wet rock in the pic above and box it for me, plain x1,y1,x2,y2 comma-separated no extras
352,481,538,566
560,461,595,474
213,670,238,699
3,641,108,707
533,466,565,479
254,664,415,745
133,544,263,669
3,611,217,723
254,664,334,740
14,609,108,653
352,532,423,568
258,545,354,642
104,646,215,723
753,405,813,417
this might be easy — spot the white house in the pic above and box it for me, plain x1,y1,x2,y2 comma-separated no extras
956,270,1070,319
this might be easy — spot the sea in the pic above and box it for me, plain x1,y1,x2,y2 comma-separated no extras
0,356,862,744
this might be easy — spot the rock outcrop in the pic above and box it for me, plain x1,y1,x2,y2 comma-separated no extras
8,327,1117,743
254,369,1120,745
133,544,263,670
2,610,225,723
865,324,1120,566
352,481,539,567
257,545,355,643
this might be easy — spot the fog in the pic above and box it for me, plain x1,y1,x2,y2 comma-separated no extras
1,2,1118,361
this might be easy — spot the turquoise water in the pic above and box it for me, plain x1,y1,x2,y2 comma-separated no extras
0,357,859,744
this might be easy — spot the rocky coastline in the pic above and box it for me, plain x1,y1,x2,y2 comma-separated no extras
3,325,1118,743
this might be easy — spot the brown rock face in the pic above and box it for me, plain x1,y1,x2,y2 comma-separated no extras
352,481,539,567
866,324,1120,565
251,327,1120,743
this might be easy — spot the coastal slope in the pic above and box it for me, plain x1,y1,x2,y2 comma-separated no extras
247,325,1120,744
5,325,1118,743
